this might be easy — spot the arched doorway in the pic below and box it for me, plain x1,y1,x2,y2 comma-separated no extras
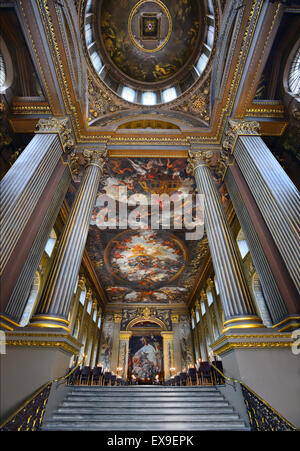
121,316,173,384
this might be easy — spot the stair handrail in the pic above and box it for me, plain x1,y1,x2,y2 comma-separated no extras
207,358,297,431
0,360,83,431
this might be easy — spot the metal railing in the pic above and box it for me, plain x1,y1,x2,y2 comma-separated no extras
208,359,297,431
0,361,82,431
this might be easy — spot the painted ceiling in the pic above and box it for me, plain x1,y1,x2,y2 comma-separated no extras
99,0,201,84
84,157,210,306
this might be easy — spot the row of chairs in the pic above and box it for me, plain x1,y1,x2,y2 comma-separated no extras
67,366,127,386
166,361,225,386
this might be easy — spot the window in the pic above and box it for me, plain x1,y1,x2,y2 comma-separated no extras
93,309,97,322
0,52,6,88
201,302,206,316
288,46,300,95
87,299,92,315
44,228,57,258
79,288,86,306
207,26,214,49
90,51,102,73
195,309,200,323
195,53,208,76
85,23,93,47
141,91,157,105
207,290,214,306
121,86,136,103
161,87,177,103
20,272,41,327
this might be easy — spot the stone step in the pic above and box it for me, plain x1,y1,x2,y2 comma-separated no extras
56,407,235,415
65,395,224,403
43,420,249,431
69,386,217,392
61,400,230,408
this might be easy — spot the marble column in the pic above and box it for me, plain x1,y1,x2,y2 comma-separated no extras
29,148,107,332
223,119,300,294
201,289,215,344
161,332,174,380
118,331,132,379
187,150,263,333
206,278,223,336
0,117,74,316
1,165,71,330
171,314,182,373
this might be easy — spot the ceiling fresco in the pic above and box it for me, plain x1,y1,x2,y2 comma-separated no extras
99,0,200,84
84,157,209,305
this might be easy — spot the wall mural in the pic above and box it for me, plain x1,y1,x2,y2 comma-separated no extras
179,314,194,369
98,314,114,369
100,0,200,83
84,157,209,305
128,335,163,379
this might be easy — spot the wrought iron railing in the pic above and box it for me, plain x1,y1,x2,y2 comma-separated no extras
208,359,297,431
0,361,81,431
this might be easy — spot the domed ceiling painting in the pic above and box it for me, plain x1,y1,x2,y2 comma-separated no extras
83,158,209,305
99,0,200,84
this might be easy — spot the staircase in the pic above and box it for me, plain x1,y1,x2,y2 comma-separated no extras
42,385,249,431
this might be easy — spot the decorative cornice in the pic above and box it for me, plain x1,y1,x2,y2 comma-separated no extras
223,119,261,153
35,117,75,152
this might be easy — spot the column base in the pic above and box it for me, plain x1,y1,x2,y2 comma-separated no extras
211,329,299,428
0,329,82,423
222,315,265,334
28,314,71,333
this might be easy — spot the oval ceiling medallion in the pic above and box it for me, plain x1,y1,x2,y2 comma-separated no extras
128,0,172,54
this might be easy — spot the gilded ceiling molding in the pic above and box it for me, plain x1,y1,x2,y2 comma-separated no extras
222,119,261,153
35,117,75,152
171,75,211,122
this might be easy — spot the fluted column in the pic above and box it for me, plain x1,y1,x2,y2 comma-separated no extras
0,117,74,314
223,119,300,294
118,331,132,379
29,148,107,332
110,314,122,373
161,332,174,380
171,314,182,373
187,150,263,333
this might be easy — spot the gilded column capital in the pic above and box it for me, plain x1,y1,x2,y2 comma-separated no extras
186,149,213,175
120,331,132,341
161,331,174,340
83,148,108,173
223,119,261,153
171,314,179,323
35,117,74,152
114,313,122,323
86,288,93,300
